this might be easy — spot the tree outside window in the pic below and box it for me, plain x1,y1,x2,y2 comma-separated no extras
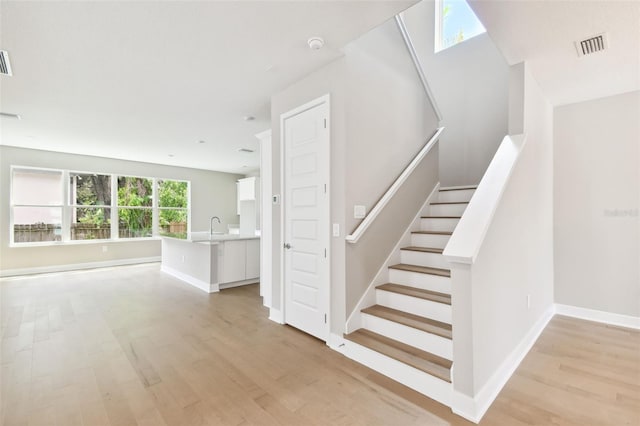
158,179,189,237
69,173,111,240
117,176,153,238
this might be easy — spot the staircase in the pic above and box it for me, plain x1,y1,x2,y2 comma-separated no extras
343,185,476,406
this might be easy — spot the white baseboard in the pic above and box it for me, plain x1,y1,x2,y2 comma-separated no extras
327,333,346,351
452,305,555,423
219,278,259,290
269,308,284,324
555,303,640,330
160,265,219,293
0,256,161,278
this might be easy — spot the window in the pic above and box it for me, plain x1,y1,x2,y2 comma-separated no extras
117,176,153,239
11,168,63,243
158,179,189,237
69,173,111,240
10,166,190,245
435,0,486,52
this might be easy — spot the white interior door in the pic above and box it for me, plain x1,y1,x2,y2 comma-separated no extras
282,95,330,342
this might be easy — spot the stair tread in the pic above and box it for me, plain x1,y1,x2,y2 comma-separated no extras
343,329,452,382
421,216,462,219
361,304,452,339
430,201,469,205
389,263,450,277
376,283,451,305
439,185,478,191
412,230,452,235
401,246,443,254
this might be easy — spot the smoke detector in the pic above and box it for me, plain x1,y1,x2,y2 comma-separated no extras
575,33,609,57
307,37,325,50
0,51,12,76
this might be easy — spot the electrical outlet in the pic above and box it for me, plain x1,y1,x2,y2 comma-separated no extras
332,223,340,237
354,205,366,219
102,246,108,253
527,294,531,309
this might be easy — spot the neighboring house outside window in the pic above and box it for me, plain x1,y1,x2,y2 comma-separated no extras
435,0,486,52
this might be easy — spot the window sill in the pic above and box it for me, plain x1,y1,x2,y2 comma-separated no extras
9,237,161,248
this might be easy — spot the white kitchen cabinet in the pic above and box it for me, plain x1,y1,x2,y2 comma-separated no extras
245,239,260,279
238,177,258,201
219,238,261,285
221,240,247,284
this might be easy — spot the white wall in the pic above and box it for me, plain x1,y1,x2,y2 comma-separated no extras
0,146,242,273
554,90,640,317
270,16,440,334
403,0,509,186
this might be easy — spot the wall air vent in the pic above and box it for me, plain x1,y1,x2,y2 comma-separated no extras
0,51,12,76
238,148,255,153
575,33,608,57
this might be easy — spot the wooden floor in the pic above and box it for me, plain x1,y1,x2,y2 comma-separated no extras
1,264,638,426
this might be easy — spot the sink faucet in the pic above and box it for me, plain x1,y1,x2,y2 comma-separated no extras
210,216,221,235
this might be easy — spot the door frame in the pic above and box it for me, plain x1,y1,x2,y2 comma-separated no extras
279,94,331,341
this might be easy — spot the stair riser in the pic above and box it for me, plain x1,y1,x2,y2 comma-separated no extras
388,269,451,295
375,290,452,324
437,189,475,203
400,250,450,270
428,203,468,216
420,218,460,232
361,313,453,360
342,340,452,406
411,233,451,249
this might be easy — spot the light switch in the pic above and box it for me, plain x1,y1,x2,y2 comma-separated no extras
333,223,340,237
354,205,366,219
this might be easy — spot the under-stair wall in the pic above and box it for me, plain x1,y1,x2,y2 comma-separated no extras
443,63,554,423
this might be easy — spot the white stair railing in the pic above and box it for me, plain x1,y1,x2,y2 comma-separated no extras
346,127,444,244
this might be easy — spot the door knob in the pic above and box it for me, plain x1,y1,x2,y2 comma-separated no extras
284,243,292,249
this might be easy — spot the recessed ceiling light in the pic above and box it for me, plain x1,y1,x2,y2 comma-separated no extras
0,112,21,119
197,140,206,144
168,154,175,157
243,116,255,121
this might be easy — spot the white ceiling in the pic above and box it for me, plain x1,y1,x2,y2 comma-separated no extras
0,0,413,174
469,0,640,106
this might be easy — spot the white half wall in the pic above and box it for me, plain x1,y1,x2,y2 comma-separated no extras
554,90,640,317
446,64,554,421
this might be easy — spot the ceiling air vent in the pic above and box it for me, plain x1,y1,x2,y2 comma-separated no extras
575,33,608,57
0,51,12,76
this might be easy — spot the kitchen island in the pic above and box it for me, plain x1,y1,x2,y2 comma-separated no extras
161,232,260,293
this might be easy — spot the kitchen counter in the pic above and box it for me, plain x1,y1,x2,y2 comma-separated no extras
160,232,260,293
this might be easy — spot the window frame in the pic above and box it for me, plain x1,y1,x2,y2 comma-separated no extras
9,166,192,247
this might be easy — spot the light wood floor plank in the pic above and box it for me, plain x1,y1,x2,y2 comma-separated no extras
2,264,639,426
